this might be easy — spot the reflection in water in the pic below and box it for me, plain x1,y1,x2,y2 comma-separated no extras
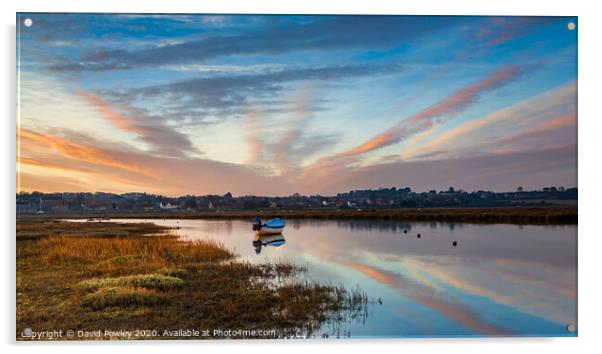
252,234,286,254
95,218,577,338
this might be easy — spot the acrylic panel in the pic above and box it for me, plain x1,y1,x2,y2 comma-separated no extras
16,13,578,340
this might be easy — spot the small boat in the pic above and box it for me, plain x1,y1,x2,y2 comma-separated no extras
252,217,285,235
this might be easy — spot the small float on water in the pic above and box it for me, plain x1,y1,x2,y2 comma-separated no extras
252,216,285,235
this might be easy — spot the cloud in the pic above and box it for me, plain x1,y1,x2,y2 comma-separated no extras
403,81,576,160
19,172,92,193
18,120,576,196
127,64,399,111
20,13,213,49
455,17,561,60
47,16,463,72
478,17,558,47
242,110,265,164
76,91,199,157
264,86,341,175
18,127,298,196
95,64,400,128
242,87,342,175
299,64,535,182
482,113,576,154
340,64,529,157
306,145,576,194
18,128,156,178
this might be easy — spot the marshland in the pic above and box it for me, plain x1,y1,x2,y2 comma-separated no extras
16,217,368,340
47,206,578,225
17,209,578,338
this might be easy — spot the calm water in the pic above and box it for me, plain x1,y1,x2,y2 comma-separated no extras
97,218,577,338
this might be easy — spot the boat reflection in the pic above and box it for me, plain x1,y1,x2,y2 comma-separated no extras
252,233,286,254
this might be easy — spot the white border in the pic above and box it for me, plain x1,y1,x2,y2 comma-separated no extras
3,1,601,354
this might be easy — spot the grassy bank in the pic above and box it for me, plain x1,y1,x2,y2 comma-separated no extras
41,206,577,224
16,218,367,340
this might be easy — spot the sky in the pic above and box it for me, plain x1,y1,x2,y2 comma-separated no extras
16,14,578,196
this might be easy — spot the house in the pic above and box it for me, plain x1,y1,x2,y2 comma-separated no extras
160,201,178,210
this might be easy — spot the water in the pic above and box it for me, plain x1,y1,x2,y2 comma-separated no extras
92,218,578,338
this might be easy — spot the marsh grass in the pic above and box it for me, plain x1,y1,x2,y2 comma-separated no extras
24,234,233,270
17,218,171,240
16,219,368,340
81,287,164,310
43,206,578,224
77,274,184,292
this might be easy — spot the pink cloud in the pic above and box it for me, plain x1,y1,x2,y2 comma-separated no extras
339,65,526,158
77,91,198,157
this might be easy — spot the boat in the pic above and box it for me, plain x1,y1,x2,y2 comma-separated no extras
252,217,285,235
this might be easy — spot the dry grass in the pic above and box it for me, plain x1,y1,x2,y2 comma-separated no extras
77,274,184,292
81,287,164,310
16,217,170,240
29,235,232,268
16,219,368,340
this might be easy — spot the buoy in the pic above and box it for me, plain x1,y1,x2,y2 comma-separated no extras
452,241,457,247
417,233,421,238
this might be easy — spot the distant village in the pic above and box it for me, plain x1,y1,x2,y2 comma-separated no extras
16,186,577,214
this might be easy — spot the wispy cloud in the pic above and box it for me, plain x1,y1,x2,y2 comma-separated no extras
111,64,401,119
479,17,557,47
402,81,576,160
341,64,531,157
300,64,535,182
18,128,155,178
242,110,265,164
242,86,341,175
77,91,199,157
455,17,561,60
47,16,463,72
305,145,576,194
18,128,297,196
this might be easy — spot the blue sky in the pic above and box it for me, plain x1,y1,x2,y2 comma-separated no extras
17,14,577,195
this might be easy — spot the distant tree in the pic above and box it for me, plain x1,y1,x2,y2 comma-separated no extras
559,186,565,192
516,186,524,192
259,199,270,208
184,198,196,209
448,187,456,193
243,200,258,209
